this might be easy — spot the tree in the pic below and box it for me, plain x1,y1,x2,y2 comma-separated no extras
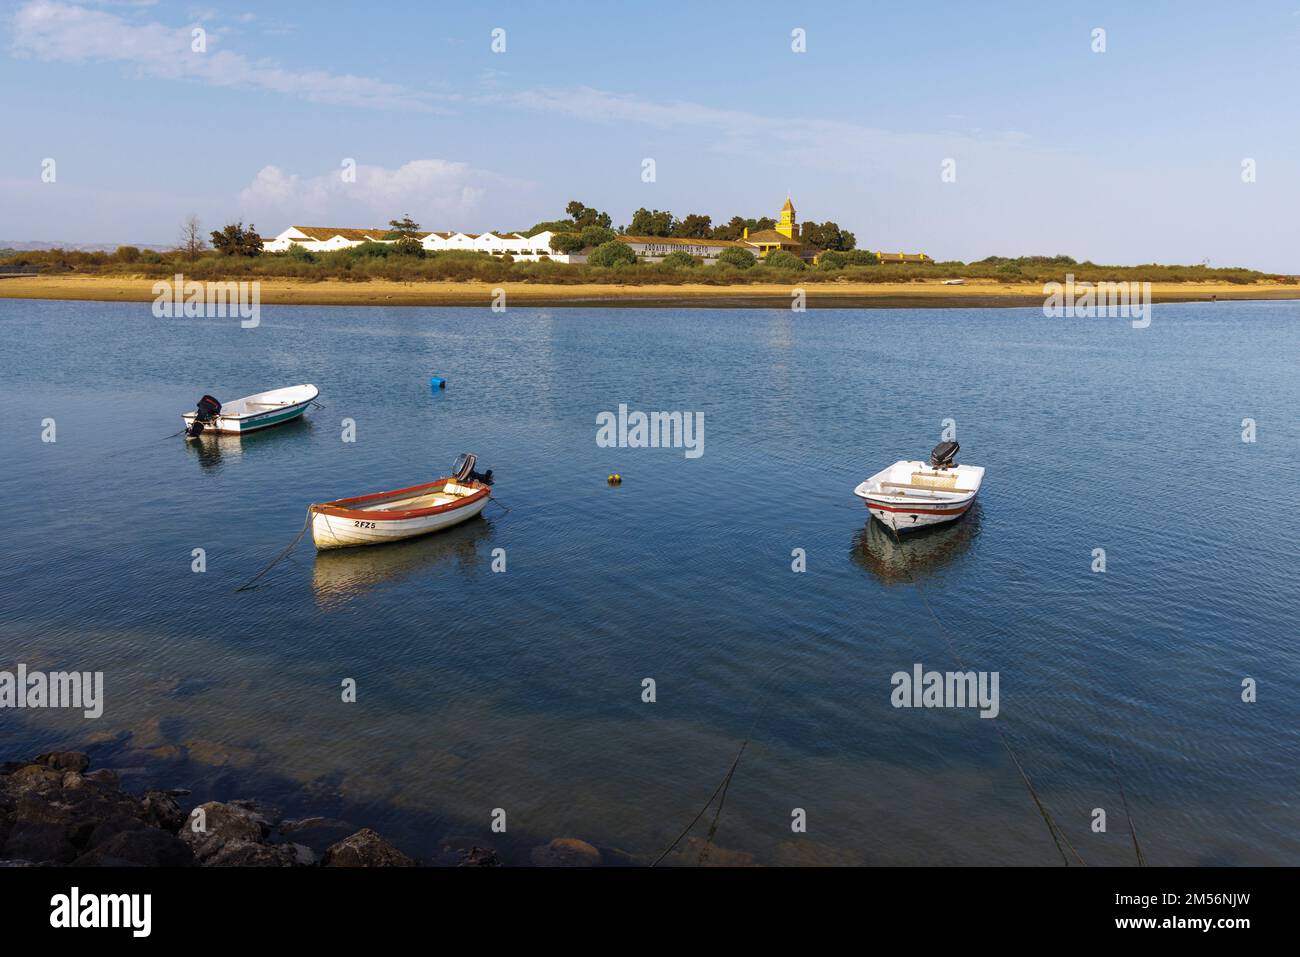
672,214,713,239
629,208,675,236
528,220,577,235
549,233,586,254
565,201,613,230
388,214,422,236
210,222,264,257
588,240,637,267
713,216,777,240
717,247,757,269
180,215,205,262
661,250,698,268
800,220,856,251
579,225,616,248
712,216,750,241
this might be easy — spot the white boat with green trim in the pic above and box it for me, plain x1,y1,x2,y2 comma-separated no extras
183,384,318,437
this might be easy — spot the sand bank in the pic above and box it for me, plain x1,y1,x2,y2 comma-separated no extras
1,274,1297,309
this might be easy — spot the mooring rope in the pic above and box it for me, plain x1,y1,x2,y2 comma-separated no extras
650,739,750,867
696,740,748,865
1109,747,1147,866
234,508,312,593
885,518,1084,866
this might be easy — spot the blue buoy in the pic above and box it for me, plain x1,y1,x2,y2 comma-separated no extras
430,376,446,390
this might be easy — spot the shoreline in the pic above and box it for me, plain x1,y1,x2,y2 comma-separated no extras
0,746,628,867
2,275,1299,309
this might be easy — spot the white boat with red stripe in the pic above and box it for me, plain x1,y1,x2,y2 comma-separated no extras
310,453,493,550
853,441,984,533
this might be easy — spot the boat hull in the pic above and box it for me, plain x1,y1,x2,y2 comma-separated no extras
182,402,311,435
859,494,976,532
310,491,489,549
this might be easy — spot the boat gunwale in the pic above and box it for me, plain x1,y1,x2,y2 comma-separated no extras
862,497,975,516
312,476,490,521
860,490,977,506
181,384,318,422
183,399,313,422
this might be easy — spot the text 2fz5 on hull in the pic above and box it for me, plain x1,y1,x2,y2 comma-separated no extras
853,441,984,532
309,453,494,549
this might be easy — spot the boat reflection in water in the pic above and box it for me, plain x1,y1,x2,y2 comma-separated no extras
310,515,494,609
850,501,983,586
182,416,313,471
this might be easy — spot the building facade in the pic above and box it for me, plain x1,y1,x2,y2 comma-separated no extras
262,198,928,266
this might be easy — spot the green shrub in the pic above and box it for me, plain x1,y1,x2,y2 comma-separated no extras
765,250,806,271
348,241,392,259
661,250,699,269
717,247,757,269
549,233,585,254
588,240,637,268
286,244,318,263
579,225,616,248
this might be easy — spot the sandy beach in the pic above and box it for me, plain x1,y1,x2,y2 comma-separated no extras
1,274,1297,309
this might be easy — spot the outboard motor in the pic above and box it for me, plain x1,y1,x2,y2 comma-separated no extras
187,395,222,437
929,440,959,470
451,452,494,486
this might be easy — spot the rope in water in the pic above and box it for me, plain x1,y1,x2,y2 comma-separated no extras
696,739,748,865
650,739,749,867
884,517,1085,866
1109,747,1147,866
233,508,312,593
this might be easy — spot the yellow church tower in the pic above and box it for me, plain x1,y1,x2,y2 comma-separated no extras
776,196,799,240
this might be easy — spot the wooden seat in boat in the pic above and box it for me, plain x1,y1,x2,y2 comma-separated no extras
881,480,973,494
909,471,959,489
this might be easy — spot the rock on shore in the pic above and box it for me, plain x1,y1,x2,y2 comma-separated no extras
0,751,440,867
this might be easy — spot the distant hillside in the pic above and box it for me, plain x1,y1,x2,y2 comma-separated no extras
0,241,171,254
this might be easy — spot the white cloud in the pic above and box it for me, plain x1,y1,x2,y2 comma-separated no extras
11,0,445,111
491,85,1034,172
238,160,530,229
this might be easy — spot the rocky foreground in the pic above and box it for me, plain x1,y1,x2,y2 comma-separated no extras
0,751,504,867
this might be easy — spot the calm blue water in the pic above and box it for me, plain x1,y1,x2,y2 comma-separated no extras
1,297,1297,866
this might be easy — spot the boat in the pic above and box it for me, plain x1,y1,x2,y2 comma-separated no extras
183,384,318,437
853,441,984,533
310,453,494,550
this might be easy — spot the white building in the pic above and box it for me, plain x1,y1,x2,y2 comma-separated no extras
263,226,572,262
260,198,916,266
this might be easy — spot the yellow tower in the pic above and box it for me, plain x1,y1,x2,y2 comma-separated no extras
776,196,798,240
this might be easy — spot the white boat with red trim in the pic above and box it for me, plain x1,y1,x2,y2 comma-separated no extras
310,453,494,550
853,441,984,533
183,384,318,437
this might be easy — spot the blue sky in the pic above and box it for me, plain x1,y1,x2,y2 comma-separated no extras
3,0,1299,269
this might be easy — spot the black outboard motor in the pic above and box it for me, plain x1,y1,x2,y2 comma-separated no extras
929,440,959,470
451,452,494,486
187,395,222,437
